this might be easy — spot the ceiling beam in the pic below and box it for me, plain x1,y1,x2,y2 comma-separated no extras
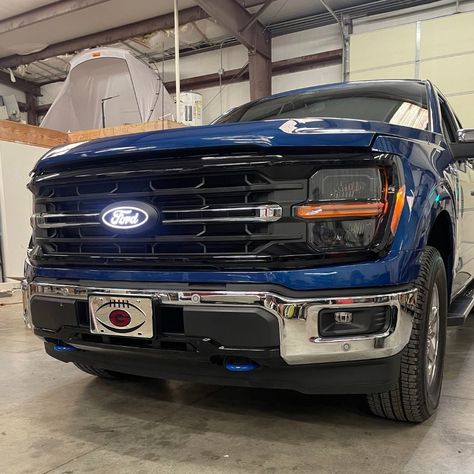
165,49,342,93
239,0,275,34
0,5,209,69
0,0,110,35
0,1,269,69
196,0,272,99
237,0,273,6
0,71,41,95
25,91,38,125
196,0,271,58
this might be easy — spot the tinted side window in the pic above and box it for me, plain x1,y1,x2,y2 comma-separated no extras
439,98,457,142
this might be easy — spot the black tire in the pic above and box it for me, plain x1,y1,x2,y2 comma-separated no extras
367,246,448,422
73,362,123,379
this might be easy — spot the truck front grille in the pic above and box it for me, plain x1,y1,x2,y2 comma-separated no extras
29,153,323,269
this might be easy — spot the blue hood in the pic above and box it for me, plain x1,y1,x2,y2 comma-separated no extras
34,117,438,173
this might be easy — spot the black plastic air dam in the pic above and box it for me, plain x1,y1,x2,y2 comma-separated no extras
30,295,280,349
44,342,402,395
31,296,78,331
183,306,280,348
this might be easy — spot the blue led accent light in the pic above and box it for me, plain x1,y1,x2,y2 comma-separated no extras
53,343,77,352
225,360,258,372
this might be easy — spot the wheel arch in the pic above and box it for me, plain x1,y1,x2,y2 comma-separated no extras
425,210,454,301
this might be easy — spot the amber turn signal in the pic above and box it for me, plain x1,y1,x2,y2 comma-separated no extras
295,202,386,219
390,185,406,235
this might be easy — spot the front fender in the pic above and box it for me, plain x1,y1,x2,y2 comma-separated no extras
372,135,456,254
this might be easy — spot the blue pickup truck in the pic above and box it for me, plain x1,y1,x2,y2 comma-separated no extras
23,80,474,422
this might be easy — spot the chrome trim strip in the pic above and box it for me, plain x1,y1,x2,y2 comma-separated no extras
32,204,283,228
33,212,100,228
25,281,417,365
161,204,283,224
21,279,32,328
37,222,100,229
37,213,100,218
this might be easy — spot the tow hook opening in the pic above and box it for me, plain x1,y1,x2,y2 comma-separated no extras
48,339,78,353
223,357,259,372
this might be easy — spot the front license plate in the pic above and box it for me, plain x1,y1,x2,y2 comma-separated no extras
89,294,153,338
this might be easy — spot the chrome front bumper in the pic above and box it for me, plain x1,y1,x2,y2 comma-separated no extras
23,281,417,365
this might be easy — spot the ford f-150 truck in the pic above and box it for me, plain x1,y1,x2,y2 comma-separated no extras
22,80,474,422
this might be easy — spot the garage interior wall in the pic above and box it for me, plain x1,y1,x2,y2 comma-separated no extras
0,84,25,104
350,9,474,127
0,84,27,122
164,24,343,123
0,141,46,279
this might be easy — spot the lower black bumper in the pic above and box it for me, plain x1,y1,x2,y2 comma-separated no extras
44,339,401,394
25,279,416,394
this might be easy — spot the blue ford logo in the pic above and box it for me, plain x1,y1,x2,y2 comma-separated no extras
100,201,159,232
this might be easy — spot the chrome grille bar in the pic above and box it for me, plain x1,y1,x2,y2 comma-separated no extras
32,204,283,228
33,212,100,229
161,204,283,224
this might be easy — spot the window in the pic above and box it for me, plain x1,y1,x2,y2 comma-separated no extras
439,98,457,143
215,81,429,131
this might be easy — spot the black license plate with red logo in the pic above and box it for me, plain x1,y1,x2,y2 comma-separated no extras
89,294,153,338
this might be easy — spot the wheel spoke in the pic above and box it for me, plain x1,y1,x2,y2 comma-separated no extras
425,283,440,387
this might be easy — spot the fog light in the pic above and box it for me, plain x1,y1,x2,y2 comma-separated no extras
318,306,394,338
334,311,353,324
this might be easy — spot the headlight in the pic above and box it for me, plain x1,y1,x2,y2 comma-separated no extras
308,168,384,202
310,219,377,250
294,166,405,253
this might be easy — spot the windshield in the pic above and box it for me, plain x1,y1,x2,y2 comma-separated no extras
214,81,429,130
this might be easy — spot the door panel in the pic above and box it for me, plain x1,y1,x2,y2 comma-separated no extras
452,157,474,295
441,98,474,296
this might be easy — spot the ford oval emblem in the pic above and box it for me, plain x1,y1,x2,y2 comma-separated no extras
100,201,159,232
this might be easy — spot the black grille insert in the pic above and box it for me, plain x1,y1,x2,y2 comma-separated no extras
29,152,376,269
30,157,314,268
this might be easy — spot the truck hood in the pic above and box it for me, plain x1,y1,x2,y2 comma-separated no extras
34,117,438,173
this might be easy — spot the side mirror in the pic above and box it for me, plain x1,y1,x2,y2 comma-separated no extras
451,130,474,161
457,129,474,142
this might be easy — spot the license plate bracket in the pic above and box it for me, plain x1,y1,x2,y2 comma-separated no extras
89,294,153,338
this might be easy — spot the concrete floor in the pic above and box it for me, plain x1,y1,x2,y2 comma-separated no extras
1,292,474,474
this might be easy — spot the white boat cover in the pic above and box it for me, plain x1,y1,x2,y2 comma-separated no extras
41,47,175,132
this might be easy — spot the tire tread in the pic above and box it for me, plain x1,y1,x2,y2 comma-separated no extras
367,246,446,422
73,362,119,379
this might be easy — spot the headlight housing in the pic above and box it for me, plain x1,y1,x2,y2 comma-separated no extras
294,163,405,254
